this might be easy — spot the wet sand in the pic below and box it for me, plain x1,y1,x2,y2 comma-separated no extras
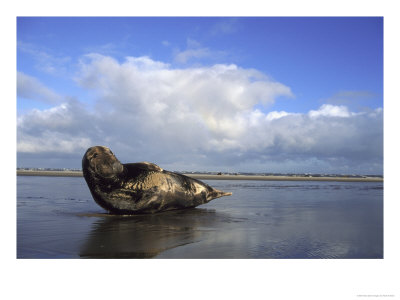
16,170,383,182
17,170,84,177
17,176,384,258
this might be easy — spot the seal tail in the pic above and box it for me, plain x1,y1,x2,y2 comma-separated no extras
207,188,232,201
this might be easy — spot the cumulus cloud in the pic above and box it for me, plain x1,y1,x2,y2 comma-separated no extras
308,104,353,118
73,54,293,153
17,54,383,173
17,100,94,153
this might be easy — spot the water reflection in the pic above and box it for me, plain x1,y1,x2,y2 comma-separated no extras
17,177,383,259
79,208,241,258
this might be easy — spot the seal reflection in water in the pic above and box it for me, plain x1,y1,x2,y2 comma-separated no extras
82,146,232,214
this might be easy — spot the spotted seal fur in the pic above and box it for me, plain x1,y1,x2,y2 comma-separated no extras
82,146,232,214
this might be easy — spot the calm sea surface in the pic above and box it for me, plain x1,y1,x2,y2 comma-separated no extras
17,176,383,258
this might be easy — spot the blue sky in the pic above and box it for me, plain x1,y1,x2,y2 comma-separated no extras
17,17,383,174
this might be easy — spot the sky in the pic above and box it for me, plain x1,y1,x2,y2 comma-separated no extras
16,17,383,174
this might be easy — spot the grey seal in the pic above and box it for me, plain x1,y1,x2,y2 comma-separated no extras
82,146,232,214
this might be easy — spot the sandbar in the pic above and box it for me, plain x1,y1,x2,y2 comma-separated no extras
16,170,383,182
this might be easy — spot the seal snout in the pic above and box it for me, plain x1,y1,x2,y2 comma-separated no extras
112,161,124,174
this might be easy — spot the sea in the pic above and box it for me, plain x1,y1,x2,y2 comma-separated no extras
17,176,383,259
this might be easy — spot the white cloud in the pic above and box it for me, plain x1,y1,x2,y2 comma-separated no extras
322,90,377,109
175,48,213,64
17,71,63,103
18,133,92,154
210,18,240,35
17,54,383,173
17,41,71,75
17,100,94,154
266,110,294,121
308,104,352,118
75,54,293,143
173,38,226,64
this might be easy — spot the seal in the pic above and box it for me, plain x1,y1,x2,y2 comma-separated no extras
82,146,232,214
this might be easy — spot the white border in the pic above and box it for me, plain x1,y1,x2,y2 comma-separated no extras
3,1,399,299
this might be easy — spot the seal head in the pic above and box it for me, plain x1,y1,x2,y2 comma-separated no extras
83,146,124,179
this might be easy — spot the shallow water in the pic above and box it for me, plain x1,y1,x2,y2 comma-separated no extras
17,176,383,258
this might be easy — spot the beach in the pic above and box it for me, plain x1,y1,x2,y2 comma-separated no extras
17,176,383,258
16,170,383,182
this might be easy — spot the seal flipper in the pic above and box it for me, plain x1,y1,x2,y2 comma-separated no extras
124,162,163,172
123,162,163,178
206,188,232,202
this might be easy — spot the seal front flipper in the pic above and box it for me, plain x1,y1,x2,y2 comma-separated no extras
124,162,163,172
123,162,163,178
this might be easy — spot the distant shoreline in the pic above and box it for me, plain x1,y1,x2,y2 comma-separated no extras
16,170,383,182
